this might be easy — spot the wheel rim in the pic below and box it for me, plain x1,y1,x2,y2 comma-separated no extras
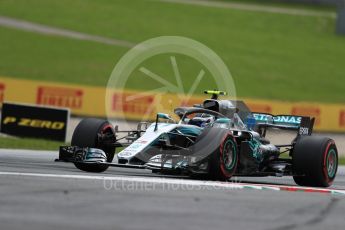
326,149,337,178
222,139,236,170
99,123,116,162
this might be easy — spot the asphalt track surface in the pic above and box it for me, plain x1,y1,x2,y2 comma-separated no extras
1,149,345,230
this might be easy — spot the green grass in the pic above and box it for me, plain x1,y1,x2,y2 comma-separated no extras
0,0,345,103
0,137,64,151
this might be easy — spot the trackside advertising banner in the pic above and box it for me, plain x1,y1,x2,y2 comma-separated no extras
0,102,69,142
0,76,344,132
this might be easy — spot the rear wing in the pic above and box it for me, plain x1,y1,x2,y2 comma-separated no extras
252,113,315,136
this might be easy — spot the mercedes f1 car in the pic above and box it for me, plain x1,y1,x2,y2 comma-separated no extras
58,91,338,187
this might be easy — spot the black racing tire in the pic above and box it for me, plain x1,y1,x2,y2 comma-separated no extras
71,118,116,173
292,136,338,187
194,128,238,181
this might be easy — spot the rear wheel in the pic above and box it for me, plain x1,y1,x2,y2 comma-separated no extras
71,118,116,173
292,136,338,187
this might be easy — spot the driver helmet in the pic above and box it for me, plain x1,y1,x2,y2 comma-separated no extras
188,115,215,127
218,100,238,117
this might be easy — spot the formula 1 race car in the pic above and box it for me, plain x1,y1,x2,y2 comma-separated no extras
58,90,338,187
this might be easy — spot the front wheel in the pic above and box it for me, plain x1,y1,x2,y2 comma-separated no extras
292,136,338,187
71,118,116,173
193,128,238,181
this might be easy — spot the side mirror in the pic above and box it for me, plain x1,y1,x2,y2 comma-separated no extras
154,113,174,131
157,113,171,120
